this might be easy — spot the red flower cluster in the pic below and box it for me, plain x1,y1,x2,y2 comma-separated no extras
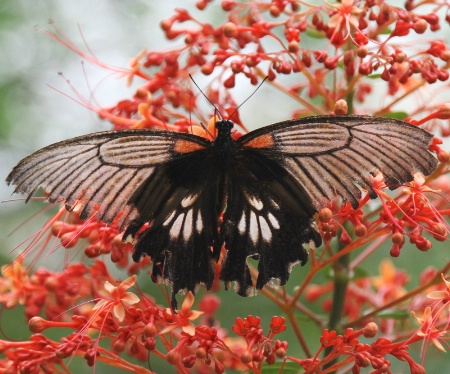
2,1,450,373
290,322,432,374
231,315,288,366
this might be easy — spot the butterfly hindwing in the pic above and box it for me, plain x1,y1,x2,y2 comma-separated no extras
220,149,321,295
130,151,225,302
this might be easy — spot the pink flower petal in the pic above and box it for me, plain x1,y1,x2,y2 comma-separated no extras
122,292,140,305
113,304,125,322
104,281,115,293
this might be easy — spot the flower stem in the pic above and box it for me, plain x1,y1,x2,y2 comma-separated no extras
324,240,350,371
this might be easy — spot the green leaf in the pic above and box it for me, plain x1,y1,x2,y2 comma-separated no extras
305,29,326,39
367,74,382,79
314,263,370,284
295,312,325,323
352,266,370,280
379,27,392,35
382,112,409,120
375,309,410,320
321,263,334,280
262,362,303,373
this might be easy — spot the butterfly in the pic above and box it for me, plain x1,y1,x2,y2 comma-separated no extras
6,115,437,308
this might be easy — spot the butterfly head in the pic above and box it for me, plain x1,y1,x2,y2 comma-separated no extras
215,119,234,131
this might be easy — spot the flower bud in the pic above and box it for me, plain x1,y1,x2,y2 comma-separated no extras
144,323,157,337
240,350,253,364
28,316,49,333
334,99,348,115
355,223,367,237
318,208,332,223
167,349,182,365
363,322,378,338
223,22,238,38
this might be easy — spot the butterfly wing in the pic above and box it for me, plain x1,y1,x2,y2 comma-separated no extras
129,152,226,306
220,115,437,293
7,115,438,303
220,150,322,295
238,115,437,210
6,130,221,305
6,130,211,230
6,129,225,306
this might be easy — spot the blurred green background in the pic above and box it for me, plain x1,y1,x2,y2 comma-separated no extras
1,1,449,373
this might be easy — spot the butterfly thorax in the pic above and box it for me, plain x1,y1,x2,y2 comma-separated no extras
212,119,236,170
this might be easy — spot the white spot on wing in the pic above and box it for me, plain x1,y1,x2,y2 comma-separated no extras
163,210,176,226
183,210,193,242
243,190,264,211
259,216,271,242
250,196,263,210
249,211,259,244
238,212,246,234
267,212,280,229
169,213,184,239
269,198,279,209
181,193,199,208
196,211,203,233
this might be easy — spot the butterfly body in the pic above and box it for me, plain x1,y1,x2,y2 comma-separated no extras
211,119,236,170
6,115,438,307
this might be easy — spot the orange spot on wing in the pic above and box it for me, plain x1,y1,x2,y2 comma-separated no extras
243,133,275,149
173,139,206,153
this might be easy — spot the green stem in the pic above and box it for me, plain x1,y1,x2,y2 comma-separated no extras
322,64,355,368
346,89,354,115
323,242,350,371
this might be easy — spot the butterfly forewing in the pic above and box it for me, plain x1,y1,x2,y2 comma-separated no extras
238,115,437,210
6,130,211,227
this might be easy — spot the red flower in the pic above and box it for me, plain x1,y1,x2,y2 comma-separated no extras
160,292,204,336
232,315,261,337
320,329,340,348
269,316,286,335
92,275,140,322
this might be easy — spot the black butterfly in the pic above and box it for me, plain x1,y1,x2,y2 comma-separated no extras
6,115,437,307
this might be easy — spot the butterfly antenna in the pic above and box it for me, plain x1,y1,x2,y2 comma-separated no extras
189,74,223,120
228,76,268,121
189,90,193,133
